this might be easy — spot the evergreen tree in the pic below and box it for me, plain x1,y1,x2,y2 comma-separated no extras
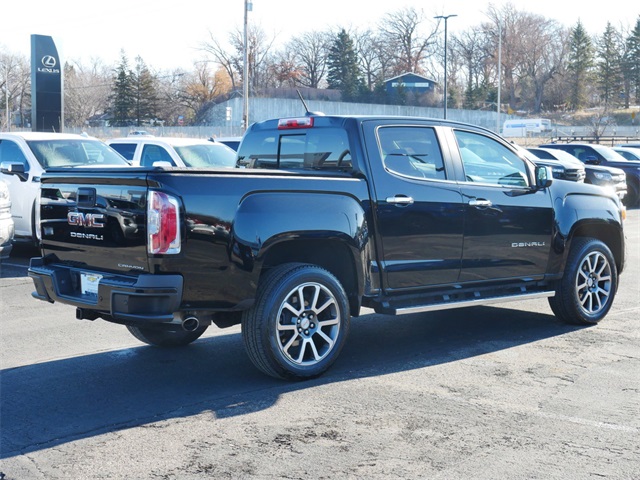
622,17,640,107
132,56,159,126
596,23,623,107
327,29,363,102
110,51,134,126
567,20,595,109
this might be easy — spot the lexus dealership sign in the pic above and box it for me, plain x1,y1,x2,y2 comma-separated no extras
31,35,63,132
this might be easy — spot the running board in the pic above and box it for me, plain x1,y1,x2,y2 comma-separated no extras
391,291,556,315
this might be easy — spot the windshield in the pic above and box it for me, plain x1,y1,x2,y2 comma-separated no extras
173,143,237,168
592,144,630,162
27,139,130,168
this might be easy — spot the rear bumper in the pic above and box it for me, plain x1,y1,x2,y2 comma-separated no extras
28,257,183,323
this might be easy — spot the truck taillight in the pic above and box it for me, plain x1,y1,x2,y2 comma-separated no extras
277,117,314,129
147,191,180,254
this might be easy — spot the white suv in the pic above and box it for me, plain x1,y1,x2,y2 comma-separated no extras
106,136,237,168
0,132,130,243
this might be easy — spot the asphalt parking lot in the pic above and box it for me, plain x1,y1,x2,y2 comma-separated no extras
1,210,638,479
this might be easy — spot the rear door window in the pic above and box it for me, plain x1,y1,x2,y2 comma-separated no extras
140,145,175,166
109,143,137,161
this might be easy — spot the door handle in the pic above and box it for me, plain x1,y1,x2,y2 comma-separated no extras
386,195,414,205
468,198,492,207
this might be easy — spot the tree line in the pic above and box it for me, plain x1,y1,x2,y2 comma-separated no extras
1,3,639,129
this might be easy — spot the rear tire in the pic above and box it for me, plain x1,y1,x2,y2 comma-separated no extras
126,324,208,347
242,263,350,380
548,238,617,325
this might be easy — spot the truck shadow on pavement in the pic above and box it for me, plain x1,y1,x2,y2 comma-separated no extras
0,306,582,459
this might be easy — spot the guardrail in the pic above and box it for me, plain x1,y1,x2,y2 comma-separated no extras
550,135,640,146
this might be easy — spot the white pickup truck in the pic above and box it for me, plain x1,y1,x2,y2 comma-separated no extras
106,136,237,168
0,132,130,244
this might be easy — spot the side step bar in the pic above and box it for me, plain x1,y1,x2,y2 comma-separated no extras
390,291,556,315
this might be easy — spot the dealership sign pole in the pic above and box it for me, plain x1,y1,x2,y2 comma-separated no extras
30,34,63,132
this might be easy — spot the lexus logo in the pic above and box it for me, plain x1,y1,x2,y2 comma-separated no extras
41,55,57,68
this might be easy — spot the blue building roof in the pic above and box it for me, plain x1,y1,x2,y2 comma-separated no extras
384,72,437,95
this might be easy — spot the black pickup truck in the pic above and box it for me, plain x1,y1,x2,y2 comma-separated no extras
28,115,626,380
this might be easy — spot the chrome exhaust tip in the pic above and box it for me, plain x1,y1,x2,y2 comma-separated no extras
181,316,200,332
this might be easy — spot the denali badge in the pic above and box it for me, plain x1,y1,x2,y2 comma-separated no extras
71,232,104,241
68,212,105,228
512,241,546,248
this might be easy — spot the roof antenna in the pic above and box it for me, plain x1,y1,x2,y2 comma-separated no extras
296,89,324,117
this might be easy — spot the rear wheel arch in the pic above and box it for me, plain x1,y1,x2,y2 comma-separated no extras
260,237,363,315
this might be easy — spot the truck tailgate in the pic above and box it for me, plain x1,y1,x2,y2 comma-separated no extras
39,171,150,274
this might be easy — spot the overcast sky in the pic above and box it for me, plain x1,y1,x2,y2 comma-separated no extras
2,0,638,71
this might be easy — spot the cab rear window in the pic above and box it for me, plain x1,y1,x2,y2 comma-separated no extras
237,127,352,170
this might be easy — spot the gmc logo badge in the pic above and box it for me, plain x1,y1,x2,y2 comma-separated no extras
67,212,105,228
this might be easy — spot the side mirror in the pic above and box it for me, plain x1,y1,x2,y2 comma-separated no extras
535,165,553,188
0,161,29,182
584,155,601,165
151,161,174,168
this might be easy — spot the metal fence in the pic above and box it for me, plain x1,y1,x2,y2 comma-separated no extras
13,96,640,142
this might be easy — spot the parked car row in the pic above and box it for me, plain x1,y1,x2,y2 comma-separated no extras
0,132,244,247
526,147,628,201
537,142,640,207
613,146,640,161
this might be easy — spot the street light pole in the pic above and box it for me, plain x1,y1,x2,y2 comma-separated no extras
434,14,457,120
496,19,502,134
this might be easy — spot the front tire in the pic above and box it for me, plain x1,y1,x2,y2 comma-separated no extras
127,324,208,347
623,182,638,208
549,238,617,325
242,263,350,380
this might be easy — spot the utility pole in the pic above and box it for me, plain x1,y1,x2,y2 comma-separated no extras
434,14,457,120
243,0,252,131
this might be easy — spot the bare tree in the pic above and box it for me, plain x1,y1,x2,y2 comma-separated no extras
201,34,241,93
287,30,330,89
152,69,190,125
378,7,439,76
353,29,386,90
269,48,302,88
452,27,492,109
203,23,280,94
484,3,567,113
1,51,30,129
520,18,568,113
228,24,279,92
63,59,112,128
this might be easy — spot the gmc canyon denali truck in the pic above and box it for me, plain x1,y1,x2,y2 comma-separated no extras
28,115,626,380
